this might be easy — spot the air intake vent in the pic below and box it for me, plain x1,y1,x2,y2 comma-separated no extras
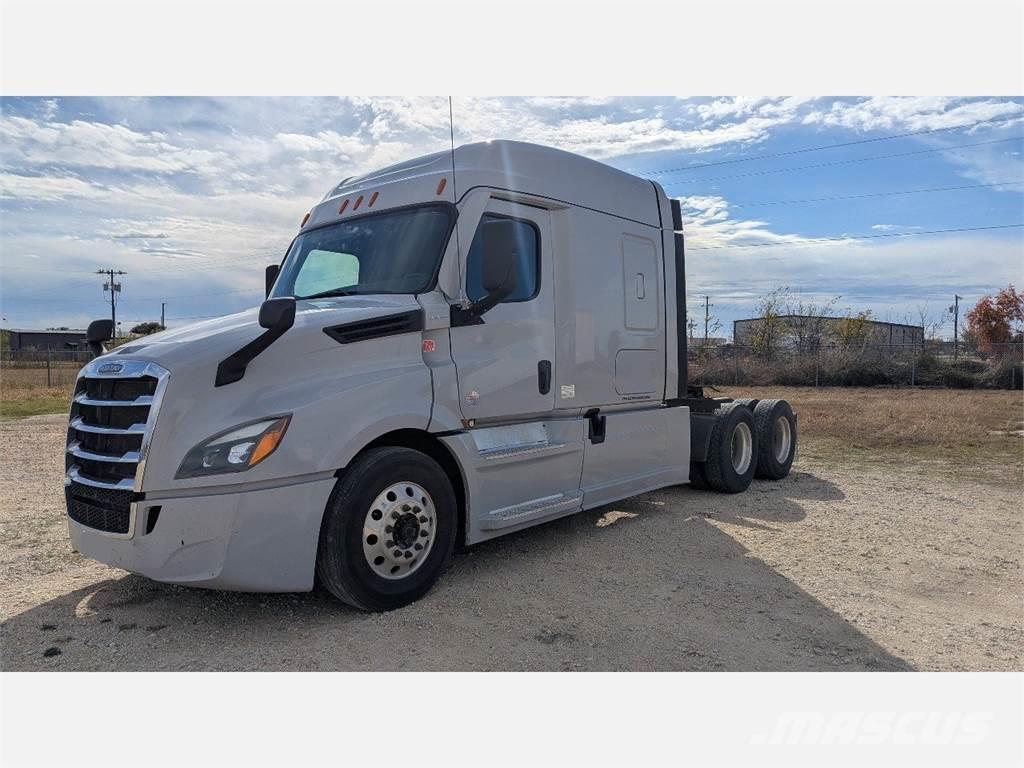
323,310,424,345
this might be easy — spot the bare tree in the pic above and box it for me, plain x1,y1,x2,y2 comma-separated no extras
749,287,790,359
916,303,945,344
832,309,874,355
785,290,840,353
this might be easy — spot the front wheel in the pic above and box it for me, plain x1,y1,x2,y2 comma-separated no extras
316,447,457,611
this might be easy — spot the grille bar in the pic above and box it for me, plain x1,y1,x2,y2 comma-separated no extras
70,416,146,435
66,465,135,490
74,392,154,407
67,442,141,464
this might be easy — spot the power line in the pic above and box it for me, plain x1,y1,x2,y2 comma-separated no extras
640,116,1022,175
661,137,1022,184
712,180,1024,209
687,223,1024,250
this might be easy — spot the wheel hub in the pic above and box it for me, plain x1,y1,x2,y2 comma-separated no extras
362,481,436,580
393,513,420,548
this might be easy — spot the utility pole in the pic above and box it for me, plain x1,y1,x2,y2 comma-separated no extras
949,294,962,360
97,269,126,339
703,295,713,347
161,302,166,330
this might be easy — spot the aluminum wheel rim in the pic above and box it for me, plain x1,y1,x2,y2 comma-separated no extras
773,416,792,463
731,422,753,475
362,481,436,580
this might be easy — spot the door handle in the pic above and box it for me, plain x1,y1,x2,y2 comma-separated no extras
537,360,552,395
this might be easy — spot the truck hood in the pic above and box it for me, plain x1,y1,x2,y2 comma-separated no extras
107,294,424,372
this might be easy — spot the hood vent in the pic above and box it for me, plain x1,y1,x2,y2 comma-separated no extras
323,309,424,345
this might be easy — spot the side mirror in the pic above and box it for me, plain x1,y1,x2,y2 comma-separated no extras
265,264,280,298
258,296,296,332
86,318,114,358
462,219,519,320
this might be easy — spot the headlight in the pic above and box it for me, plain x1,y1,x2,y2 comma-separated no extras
176,416,290,479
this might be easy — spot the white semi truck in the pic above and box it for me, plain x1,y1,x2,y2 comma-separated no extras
66,140,797,611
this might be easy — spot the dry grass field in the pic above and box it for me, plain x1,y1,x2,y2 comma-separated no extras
719,386,1023,480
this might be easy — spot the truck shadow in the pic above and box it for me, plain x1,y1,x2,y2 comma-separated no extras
2,471,907,672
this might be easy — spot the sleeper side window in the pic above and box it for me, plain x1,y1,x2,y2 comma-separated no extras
465,214,540,303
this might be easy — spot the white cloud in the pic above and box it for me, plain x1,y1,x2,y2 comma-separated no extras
871,224,922,231
0,172,108,201
801,96,1024,132
0,116,225,174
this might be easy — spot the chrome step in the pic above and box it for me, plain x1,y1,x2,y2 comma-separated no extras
479,492,583,531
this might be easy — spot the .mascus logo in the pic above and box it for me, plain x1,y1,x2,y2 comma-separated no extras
98,362,124,375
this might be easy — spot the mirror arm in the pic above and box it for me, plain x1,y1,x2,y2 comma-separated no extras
449,285,513,327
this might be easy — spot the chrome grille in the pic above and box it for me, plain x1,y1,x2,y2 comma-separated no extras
65,359,169,535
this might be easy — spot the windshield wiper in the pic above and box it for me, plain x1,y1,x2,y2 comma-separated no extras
299,287,362,300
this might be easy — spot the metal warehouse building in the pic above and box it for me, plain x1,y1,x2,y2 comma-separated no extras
4,328,88,351
732,315,924,349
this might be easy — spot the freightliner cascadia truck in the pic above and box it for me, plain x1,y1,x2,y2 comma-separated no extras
66,140,797,611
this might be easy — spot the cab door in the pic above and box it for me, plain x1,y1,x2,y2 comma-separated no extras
449,199,554,422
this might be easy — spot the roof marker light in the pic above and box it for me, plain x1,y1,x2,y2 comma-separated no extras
338,199,349,214
353,195,364,211
300,212,310,227
368,191,379,207
436,177,447,195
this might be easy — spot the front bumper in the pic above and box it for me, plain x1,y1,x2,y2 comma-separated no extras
67,477,336,592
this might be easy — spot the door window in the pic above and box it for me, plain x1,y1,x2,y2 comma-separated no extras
465,214,540,303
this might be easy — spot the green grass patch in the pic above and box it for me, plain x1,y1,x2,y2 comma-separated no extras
0,397,70,421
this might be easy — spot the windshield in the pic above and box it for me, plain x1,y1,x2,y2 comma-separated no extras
272,204,454,299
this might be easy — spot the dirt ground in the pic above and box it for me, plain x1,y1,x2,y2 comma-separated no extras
1,411,1021,672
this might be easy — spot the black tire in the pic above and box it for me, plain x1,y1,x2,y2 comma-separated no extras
316,447,457,612
702,402,758,494
753,399,797,480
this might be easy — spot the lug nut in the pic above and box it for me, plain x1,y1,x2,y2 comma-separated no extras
391,511,400,519
419,515,427,523
420,530,428,537
414,543,422,551
385,540,393,548
404,551,412,559
385,525,393,533
393,550,402,558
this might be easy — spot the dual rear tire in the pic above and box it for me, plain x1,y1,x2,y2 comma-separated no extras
690,398,796,492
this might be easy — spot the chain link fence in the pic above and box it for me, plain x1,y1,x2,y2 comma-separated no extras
688,342,1024,389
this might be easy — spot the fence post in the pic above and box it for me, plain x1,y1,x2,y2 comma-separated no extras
46,347,52,387
814,354,819,387
911,354,916,387
734,348,739,386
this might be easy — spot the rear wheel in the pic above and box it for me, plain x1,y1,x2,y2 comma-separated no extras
702,403,758,494
316,447,457,611
753,399,797,480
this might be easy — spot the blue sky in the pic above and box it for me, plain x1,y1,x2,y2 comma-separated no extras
1,96,1022,337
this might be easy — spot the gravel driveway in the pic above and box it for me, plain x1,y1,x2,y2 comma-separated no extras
2,414,1020,671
